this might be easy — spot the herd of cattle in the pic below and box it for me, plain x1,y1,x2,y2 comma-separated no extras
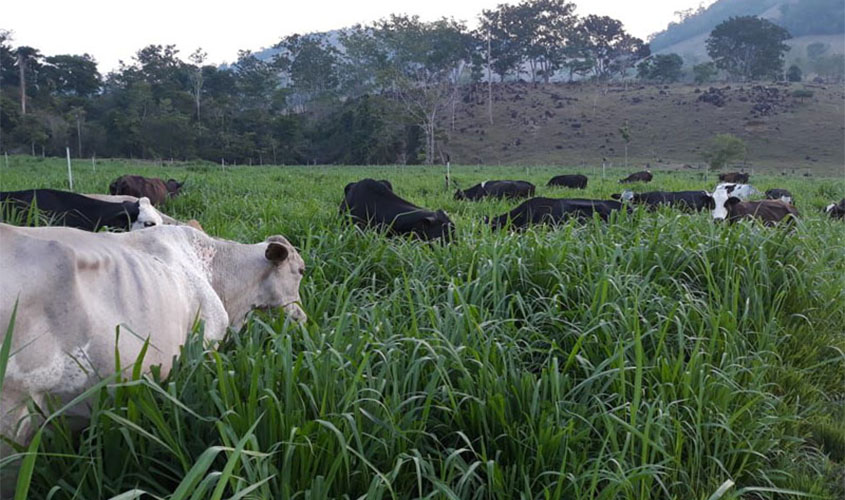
0,169,843,459
341,170,842,239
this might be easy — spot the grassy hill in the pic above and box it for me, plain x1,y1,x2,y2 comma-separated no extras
649,0,844,52
446,81,845,175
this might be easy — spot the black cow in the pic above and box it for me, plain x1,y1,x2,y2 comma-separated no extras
341,179,454,241
0,188,159,231
613,190,715,211
765,188,793,204
488,197,628,230
719,172,749,183
454,180,535,201
547,174,588,189
619,171,653,184
825,199,845,219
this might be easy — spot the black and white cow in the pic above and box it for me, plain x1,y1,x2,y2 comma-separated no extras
454,180,535,201
488,197,628,230
613,190,715,211
765,188,793,204
547,174,588,189
824,199,845,219
1,188,162,231
341,179,454,241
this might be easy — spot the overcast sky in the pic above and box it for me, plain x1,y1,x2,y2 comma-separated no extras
5,0,712,72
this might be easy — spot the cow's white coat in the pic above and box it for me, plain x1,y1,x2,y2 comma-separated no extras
0,223,305,449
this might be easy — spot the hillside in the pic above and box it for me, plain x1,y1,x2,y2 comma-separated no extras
649,0,844,52
446,81,845,174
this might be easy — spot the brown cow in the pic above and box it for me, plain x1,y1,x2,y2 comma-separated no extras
619,170,652,184
718,172,749,183
722,198,799,225
109,175,183,206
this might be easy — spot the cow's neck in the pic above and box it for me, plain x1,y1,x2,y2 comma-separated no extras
200,237,261,331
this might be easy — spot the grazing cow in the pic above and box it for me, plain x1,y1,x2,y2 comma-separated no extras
547,174,588,189
619,170,653,184
765,188,793,204
710,188,798,225
341,179,454,241
0,223,306,452
613,190,715,211
718,172,749,183
109,175,183,206
714,183,759,200
1,188,162,231
454,180,535,201
824,199,845,219
84,193,181,225
488,197,628,230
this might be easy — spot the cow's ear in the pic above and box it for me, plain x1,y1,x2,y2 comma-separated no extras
265,242,289,263
725,196,741,207
611,193,621,200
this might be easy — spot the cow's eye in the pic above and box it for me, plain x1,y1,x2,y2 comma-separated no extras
144,221,155,227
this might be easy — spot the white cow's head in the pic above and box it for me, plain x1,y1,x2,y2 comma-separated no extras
131,197,164,230
256,236,307,323
709,186,737,220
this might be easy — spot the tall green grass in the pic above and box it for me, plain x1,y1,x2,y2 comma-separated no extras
0,156,843,499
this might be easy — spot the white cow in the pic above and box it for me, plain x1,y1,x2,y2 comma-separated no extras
0,223,306,452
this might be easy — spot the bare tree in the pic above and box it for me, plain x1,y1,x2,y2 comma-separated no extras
188,48,207,122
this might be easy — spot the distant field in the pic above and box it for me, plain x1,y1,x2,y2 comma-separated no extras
1,156,844,499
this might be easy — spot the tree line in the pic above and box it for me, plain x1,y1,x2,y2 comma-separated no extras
0,1,822,165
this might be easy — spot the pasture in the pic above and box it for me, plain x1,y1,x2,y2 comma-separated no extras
1,156,844,499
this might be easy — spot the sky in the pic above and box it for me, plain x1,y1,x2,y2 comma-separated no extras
4,0,712,72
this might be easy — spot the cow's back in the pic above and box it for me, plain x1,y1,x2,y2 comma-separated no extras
0,225,226,395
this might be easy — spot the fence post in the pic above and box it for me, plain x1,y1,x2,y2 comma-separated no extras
66,147,74,191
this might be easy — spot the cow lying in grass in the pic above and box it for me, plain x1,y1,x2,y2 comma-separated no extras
1,188,162,231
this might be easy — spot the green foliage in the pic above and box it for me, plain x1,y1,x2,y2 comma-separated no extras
703,133,747,169
792,88,814,102
706,16,792,81
693,61,718,84
806,42,829,61
786,64,803,82
1,158,843,498
637,53,684,82
651,0,843,53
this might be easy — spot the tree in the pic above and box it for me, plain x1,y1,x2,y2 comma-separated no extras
619,120,631,168
516,0,579,83
703,134,746,169
786,64,802,82
706,16,791,81
693,62,717,84
188,48,206,122
579,15,647,80
42,54,101,96
791,89,813,103
478,5,525,82
275,33,340,102
637,53,684,82
15,46,42,114
373,15,469,164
